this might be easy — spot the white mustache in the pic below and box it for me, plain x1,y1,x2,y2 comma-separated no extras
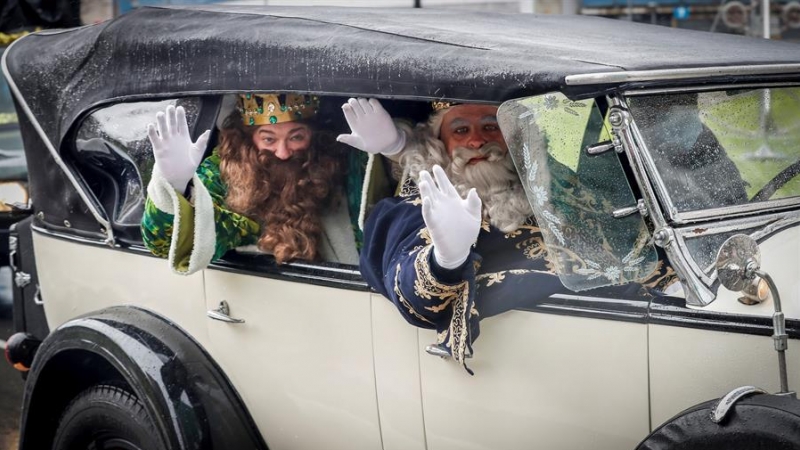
450,142,506,168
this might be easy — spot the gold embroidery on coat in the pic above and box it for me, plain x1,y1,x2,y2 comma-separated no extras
418,228,433,246
399,178,419,199
393,263,434,325
413,246,468,304
475,268,553,284
486,272,506,286
412,245,471,365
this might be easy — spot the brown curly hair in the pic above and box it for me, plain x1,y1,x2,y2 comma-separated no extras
217,112,343,263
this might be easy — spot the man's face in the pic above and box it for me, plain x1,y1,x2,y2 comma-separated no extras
439,104,507,164
252,122,312,160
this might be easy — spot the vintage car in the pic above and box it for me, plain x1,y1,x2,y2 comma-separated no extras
3,5,800,450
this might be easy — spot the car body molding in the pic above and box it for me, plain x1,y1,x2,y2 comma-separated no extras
18,306,269,450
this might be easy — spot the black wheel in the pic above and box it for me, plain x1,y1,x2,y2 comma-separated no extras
637,394,800,449
52,385,166,450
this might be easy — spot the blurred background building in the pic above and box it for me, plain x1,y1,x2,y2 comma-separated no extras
76,0,800,41
1,0,798,41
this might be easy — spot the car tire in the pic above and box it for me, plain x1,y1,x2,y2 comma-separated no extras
52,384,166,450
637,394,800,449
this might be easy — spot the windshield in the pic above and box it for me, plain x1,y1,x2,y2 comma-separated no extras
0,47,27,181
498,92,658,292
628,87,800,217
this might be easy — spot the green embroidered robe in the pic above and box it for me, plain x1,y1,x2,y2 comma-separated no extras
141,153,261,273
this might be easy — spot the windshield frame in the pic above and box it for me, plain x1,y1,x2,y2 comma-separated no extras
623,83,800,225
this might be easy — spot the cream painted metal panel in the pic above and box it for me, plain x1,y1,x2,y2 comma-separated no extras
419,311,650,450
203,269,381,450
686,226,800,319
696,226,800,319
32,232,209,346
649,325,800,427
371,294,426,450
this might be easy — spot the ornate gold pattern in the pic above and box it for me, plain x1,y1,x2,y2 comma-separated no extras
475,268,552,285
518,235,547,260
418,228,433,246
486,272,506,286
412,245,471,365
470,305,480,317
432,100,459,111
413,246,468,303
393,263,435,326
398,178,420,199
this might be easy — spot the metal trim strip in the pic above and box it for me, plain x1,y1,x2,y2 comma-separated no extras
649,297,800,339
623,81,800,97
566,64,800,86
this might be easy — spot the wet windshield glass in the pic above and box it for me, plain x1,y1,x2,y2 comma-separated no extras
628,87,800,214
498,92,658,292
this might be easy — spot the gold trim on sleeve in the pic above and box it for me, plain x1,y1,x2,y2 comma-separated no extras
412,245,472,365
393,263,435,326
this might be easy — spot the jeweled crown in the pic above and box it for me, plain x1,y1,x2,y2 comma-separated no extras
237,93,320,126
431,100,459,112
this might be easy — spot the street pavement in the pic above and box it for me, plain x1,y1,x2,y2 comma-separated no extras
0,313,23,450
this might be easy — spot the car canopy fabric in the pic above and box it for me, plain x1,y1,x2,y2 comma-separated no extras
4,5,800,150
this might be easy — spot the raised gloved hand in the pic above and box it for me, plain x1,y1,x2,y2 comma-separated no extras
418,165,482,270
337,98,406,156
147,105,211,192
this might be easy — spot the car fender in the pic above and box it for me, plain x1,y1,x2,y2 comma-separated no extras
19,305,268,450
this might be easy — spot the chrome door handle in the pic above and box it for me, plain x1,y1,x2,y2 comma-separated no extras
207,300,245,324
425,344,451,359
424,344,472,359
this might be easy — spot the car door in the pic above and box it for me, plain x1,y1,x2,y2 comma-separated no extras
410,92,660,450
203,258,382,450
415,295,651,450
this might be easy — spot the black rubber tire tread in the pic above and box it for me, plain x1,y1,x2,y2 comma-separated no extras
637,394,800,450
52,384,166,450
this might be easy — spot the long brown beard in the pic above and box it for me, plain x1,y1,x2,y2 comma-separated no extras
217,125,341,263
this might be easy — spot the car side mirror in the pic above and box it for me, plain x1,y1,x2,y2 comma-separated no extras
715,234,794,396
716,234,761,292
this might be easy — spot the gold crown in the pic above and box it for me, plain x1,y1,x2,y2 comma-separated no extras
431,100,459,112
237,93,320,126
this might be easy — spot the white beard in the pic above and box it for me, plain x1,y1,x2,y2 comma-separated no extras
399,131,532,233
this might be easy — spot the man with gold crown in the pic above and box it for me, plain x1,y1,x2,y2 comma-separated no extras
141,93,364,274
338,98,677,373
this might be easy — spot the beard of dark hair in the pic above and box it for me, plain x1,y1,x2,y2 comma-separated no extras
218,126,340,264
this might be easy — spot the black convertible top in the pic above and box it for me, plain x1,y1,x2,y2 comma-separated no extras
5,5,800,149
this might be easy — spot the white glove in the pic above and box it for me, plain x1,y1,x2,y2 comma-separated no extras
337,98,405,156
418,165,482,270
147,105,211,192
